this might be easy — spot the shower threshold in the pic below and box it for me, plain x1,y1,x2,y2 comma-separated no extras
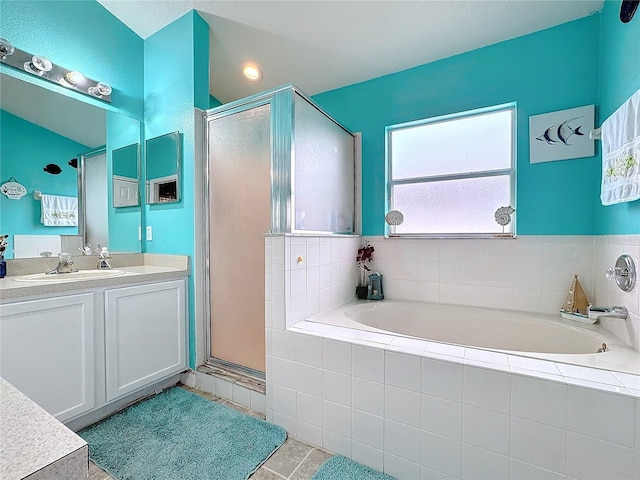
199,359,265,395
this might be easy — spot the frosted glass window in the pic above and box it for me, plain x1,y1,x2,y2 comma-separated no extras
387,104,515,236
293,94,355,233
394,176,511,234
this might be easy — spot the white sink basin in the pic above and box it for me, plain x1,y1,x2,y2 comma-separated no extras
14,269,126,283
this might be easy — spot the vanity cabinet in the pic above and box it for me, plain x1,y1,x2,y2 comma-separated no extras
0,276,188,427
105,280,186,401
0,294,95,422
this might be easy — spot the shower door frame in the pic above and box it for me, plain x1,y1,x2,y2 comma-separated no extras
202,84,357,377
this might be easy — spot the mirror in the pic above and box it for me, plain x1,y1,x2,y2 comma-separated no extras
112,143,140,208
0,72,142,259
146,131,181,204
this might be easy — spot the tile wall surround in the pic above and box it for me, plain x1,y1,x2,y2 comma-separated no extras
265,233,640,480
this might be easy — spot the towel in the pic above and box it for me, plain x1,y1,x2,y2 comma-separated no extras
40,194,78,226
600,89,640,205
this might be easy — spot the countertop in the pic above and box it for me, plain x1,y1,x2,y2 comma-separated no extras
0,377,88,480
0,254,190,300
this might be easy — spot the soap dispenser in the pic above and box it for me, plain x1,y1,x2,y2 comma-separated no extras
367,272,384,300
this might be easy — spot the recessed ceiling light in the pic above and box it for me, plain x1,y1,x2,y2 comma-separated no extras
242,63,262,81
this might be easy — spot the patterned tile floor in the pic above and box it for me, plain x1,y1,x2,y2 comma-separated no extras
87,385,332,480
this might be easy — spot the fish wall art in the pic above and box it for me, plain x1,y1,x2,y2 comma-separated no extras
529,105,595,164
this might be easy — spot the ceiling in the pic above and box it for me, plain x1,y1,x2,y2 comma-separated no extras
0,73,106,148
98,0,603,104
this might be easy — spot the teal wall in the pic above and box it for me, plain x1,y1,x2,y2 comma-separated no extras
0,111,86,258
594,0,640,234
313,16,603,236
143,11,210,367
209,94,223,109
0,0,144,119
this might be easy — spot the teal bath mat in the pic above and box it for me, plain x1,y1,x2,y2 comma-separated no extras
312,456,396,480
79,387,286,480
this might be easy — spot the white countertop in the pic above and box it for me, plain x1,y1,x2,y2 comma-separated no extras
0,377,88,480
0,255,189,300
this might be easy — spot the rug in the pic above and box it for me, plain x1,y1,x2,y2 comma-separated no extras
312,456,397,480
79,387,286,480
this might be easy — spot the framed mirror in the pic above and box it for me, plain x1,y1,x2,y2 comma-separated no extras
0,72,142,259
112,143,140,208
146,131,181,204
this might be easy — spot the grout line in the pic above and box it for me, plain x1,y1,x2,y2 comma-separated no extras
262,466,288,479
286,448,315,479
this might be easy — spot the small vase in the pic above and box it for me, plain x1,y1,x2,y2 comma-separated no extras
355,286,368,300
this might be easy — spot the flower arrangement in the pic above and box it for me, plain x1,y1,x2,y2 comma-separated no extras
356,241,375,291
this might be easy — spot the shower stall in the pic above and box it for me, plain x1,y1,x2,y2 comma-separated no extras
203,85,356,375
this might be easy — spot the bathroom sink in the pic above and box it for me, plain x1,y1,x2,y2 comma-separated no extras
14,269,126,282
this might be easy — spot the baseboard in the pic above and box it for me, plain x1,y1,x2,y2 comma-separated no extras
180,370,196,388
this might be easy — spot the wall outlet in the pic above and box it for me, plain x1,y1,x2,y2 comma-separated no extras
138,226,142,241
146,226,153,241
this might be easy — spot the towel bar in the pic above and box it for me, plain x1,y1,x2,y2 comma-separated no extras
33,190,42,200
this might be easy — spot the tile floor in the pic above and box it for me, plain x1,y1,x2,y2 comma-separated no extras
87,384,332,480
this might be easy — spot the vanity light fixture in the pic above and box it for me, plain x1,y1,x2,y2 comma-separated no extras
242,63,262,81
0,38,112,103
0,38,15,58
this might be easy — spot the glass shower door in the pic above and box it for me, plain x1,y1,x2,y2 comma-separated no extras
207,104,271,373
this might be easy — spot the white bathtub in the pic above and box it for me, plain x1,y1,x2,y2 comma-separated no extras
345,301,606,354
304,299,640,375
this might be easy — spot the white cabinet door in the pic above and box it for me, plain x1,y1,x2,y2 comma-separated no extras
104,280,186,401
0,294,95,422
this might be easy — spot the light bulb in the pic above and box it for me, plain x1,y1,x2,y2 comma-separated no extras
65,71,86,85
88,82,112,98
24,55,52,75
242,63,262,81
0,38,14,58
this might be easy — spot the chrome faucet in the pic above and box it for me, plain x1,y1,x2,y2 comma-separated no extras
587,305,628,321
46,253,77,275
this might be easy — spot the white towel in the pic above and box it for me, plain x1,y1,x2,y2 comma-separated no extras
40,194,78,226
600,89,640,206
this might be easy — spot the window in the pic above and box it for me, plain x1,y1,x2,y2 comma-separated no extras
386,104,515,237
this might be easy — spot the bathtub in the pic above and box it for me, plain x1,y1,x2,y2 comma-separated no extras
345,301,606,354
302,299,640,375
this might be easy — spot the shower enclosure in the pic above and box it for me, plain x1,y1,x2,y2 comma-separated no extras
204,85,356,375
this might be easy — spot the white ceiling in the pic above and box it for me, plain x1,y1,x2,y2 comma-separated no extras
97,0,603,104
0,73,106,148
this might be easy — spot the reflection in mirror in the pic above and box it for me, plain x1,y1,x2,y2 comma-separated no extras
112,143,140,208
0,72,142,258
146,131,181,204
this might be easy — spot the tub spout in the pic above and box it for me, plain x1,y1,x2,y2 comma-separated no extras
588,305,628,321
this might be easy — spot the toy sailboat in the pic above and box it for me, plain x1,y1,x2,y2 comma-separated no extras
560,274,596,324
